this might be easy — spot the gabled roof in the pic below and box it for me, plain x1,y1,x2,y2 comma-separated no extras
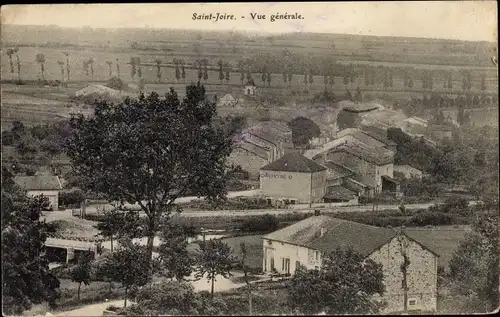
14,176,62,191
330,141,394,166
263,215,440,258
324,186,358,201
220,94,236,102
236,141,269,159
261,152,326,173
336,128,396,148
263,215,398,257
323,161,355,179
381,175,399,184
243,128,282,145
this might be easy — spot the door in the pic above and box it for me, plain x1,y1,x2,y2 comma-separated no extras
285,258,291,275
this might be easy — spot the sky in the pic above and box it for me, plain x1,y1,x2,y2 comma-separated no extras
1,2,498,42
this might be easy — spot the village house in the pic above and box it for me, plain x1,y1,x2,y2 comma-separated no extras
260,152,327,206
228,123,288,180
217,93,238,107
335,127,397,152
244,78,257,97
402,116,429,135
427,124,453,142
311,141,398,194
262,215,439,313
13,175,63,210
394,165,423,180
322,161,359,204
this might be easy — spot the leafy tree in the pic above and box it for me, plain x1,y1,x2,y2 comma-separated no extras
57,60,65,83
106,77,125,91
224,64,230,84
106,60,113,78
88,58,94,78
130,57,136,79
97,239,151,307
15,47,21,82
203,64,209,82
267,72,272,87
2,177,60,315
286,248,385,315
194,239,236,298
288,72,293,87
480,75,486,91
126,280,199,315
67,84,233,264
69,252,93,300
35,53,46,81
218,60,224,84
154,59,162,83
181,62,186,82
448,215,499,313
287,116,321,147
354,87,363,102
6,48,15,80
136,57,142,78
115,58,120,79
157,222,196,281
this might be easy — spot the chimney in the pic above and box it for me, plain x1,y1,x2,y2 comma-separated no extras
320,227,326,237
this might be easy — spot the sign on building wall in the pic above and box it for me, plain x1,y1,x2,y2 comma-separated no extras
261,172,293,180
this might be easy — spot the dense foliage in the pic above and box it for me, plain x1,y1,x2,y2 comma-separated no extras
287,116,321,147
2,168,60,315
286,248,385,314
66,83,233,262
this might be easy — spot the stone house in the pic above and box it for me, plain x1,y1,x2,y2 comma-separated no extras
262,215,439,313
228,141,271,180
13,175,63,210
218,94,238,107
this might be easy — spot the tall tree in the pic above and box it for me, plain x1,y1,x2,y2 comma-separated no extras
57,60,65,83
181,60,186,82
69,252,93,300
157,222,195,281
15,47,21,82
288,72,293,88
267,71,272,87
2,177,60,315
130,57,137,79
106,60,113,78
218,60,225,85
224,63,230,84
448,214,499,313
480,74,486,91
63,52,70,82
203,63,209,82
174,59,180,82
194,239,236,298
35,53,46,81
115,58,120,79
96,239,151,307
6,48,15,80
303,73,308,91
88,58,94,79
67,84,233,264
287,116,321,147
286,248,385,315
136,57,142,79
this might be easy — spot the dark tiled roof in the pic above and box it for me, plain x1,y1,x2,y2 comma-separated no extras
381,175,399,184
237,141,269,159
323,161,355,179
14,176,62,191
243,127,282,145
261,152,326,173
331,141,394,165
324,186,358,201
264,215,398,257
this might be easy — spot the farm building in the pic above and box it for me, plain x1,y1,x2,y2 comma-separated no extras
244,79,257,97
75,84,121,99
228,141,271,180
317,141,398,193
218,94,238,107
262,215,439,313
394,165,423,180
260,152,327,206
335,127,397,152
249,121,293,148
403,116,428,135
13,175,63,210
428,124,453,142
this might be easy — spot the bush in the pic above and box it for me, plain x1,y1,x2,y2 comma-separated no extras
407,211,454,226
239,214,279,232
107,77,125,90
59,189,85,208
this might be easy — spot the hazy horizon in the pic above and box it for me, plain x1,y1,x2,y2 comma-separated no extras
2,2,497,43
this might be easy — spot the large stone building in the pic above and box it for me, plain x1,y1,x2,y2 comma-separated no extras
14,175,63,210
312,141,398,194
262,215,439,313
260,152,327,206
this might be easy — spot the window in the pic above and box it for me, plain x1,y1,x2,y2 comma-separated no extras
267,198,272,206
290,200,296,205
295,261,301,271
267,240,272,245
408,299,417,306
315,251,319,261
270,257,275,270
282,258,285,270
314,266,319,270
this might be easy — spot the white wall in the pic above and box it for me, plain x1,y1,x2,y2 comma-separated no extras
260,171,312,203
262,238,321,274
